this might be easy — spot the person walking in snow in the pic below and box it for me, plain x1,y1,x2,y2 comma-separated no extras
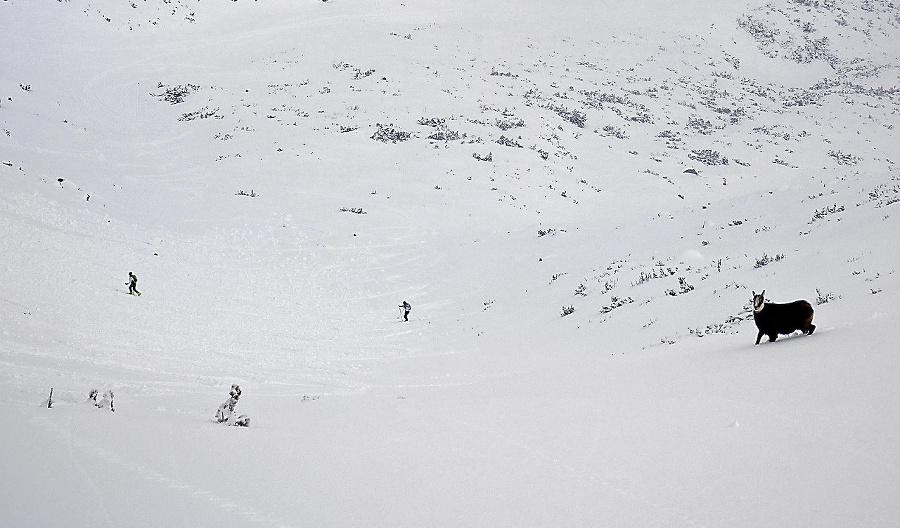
127,271,141,296
399,301,411,322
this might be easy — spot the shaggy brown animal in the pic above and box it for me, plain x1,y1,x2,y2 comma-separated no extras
752,290,816,345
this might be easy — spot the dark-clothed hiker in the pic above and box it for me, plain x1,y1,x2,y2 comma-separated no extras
128,272,141,296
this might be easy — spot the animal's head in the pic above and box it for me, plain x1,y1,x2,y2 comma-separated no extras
752,290,766,313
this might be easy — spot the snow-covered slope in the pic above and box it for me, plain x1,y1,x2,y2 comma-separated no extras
2,0,899,526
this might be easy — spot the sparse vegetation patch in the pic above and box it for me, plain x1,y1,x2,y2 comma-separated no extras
154,82,200,104
179,107,222,121
371,123,412,143
688,149,729,166
754,253,786,268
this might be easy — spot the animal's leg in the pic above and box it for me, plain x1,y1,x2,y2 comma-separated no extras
801,315,814,334
769,333,778,342
756,330,764,345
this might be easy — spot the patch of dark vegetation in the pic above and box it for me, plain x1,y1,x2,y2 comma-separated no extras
665,277,695,296
179,107,222,121
153,82,200,104
688,149,729,166
864,182,900,208
809,203,845,223
754,253,785,268
496,117,526,131
828,150,861,166
601,125,629,139
599,296,633,314
371,123,412,143
686,116,717,135
490,68,519,78
496,135,523,148
581,90,653,123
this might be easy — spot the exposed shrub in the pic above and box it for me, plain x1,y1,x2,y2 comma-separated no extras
371,123,412,143
754,253,785,268
216,384,249,427
688,149,729,166
153,82,200,104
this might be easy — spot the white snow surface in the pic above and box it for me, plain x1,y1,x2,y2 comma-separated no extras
2,0,899,526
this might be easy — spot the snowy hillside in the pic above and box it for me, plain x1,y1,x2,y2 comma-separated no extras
2,0,899,526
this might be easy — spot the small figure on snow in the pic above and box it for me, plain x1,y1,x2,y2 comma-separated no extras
399,300,411,322
127,271,141,296
216,384,250,427
89,388,115,412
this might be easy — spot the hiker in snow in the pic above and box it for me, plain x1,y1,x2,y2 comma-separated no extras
399,301,411,322
127,272,141,296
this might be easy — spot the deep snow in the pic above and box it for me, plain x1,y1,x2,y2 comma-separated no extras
2,0,899,526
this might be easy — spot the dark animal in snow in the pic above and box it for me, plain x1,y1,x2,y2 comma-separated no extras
752,290,815,345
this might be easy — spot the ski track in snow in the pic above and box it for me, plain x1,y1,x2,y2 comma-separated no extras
25,409,297,528
398,400,708,528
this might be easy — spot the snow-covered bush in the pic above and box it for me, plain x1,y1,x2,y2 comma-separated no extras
548,104,586,128
418,117,446,127
178,106,222,121
815,289,836,305
599,296,633,314
216,384,250,427
428,127,461,141
537,228,557,237
371,123,411,143
632,264,676,286
809,203,844,223
754,253,785,268
737,15,780,47
666,277,695,296
827,150,860,166
496,135,523,148
496,116,525,131
153,82,199,104
688,149,729,166
686,117,715,135
89,389,115,412
865,183,900,208
601,125,628,139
